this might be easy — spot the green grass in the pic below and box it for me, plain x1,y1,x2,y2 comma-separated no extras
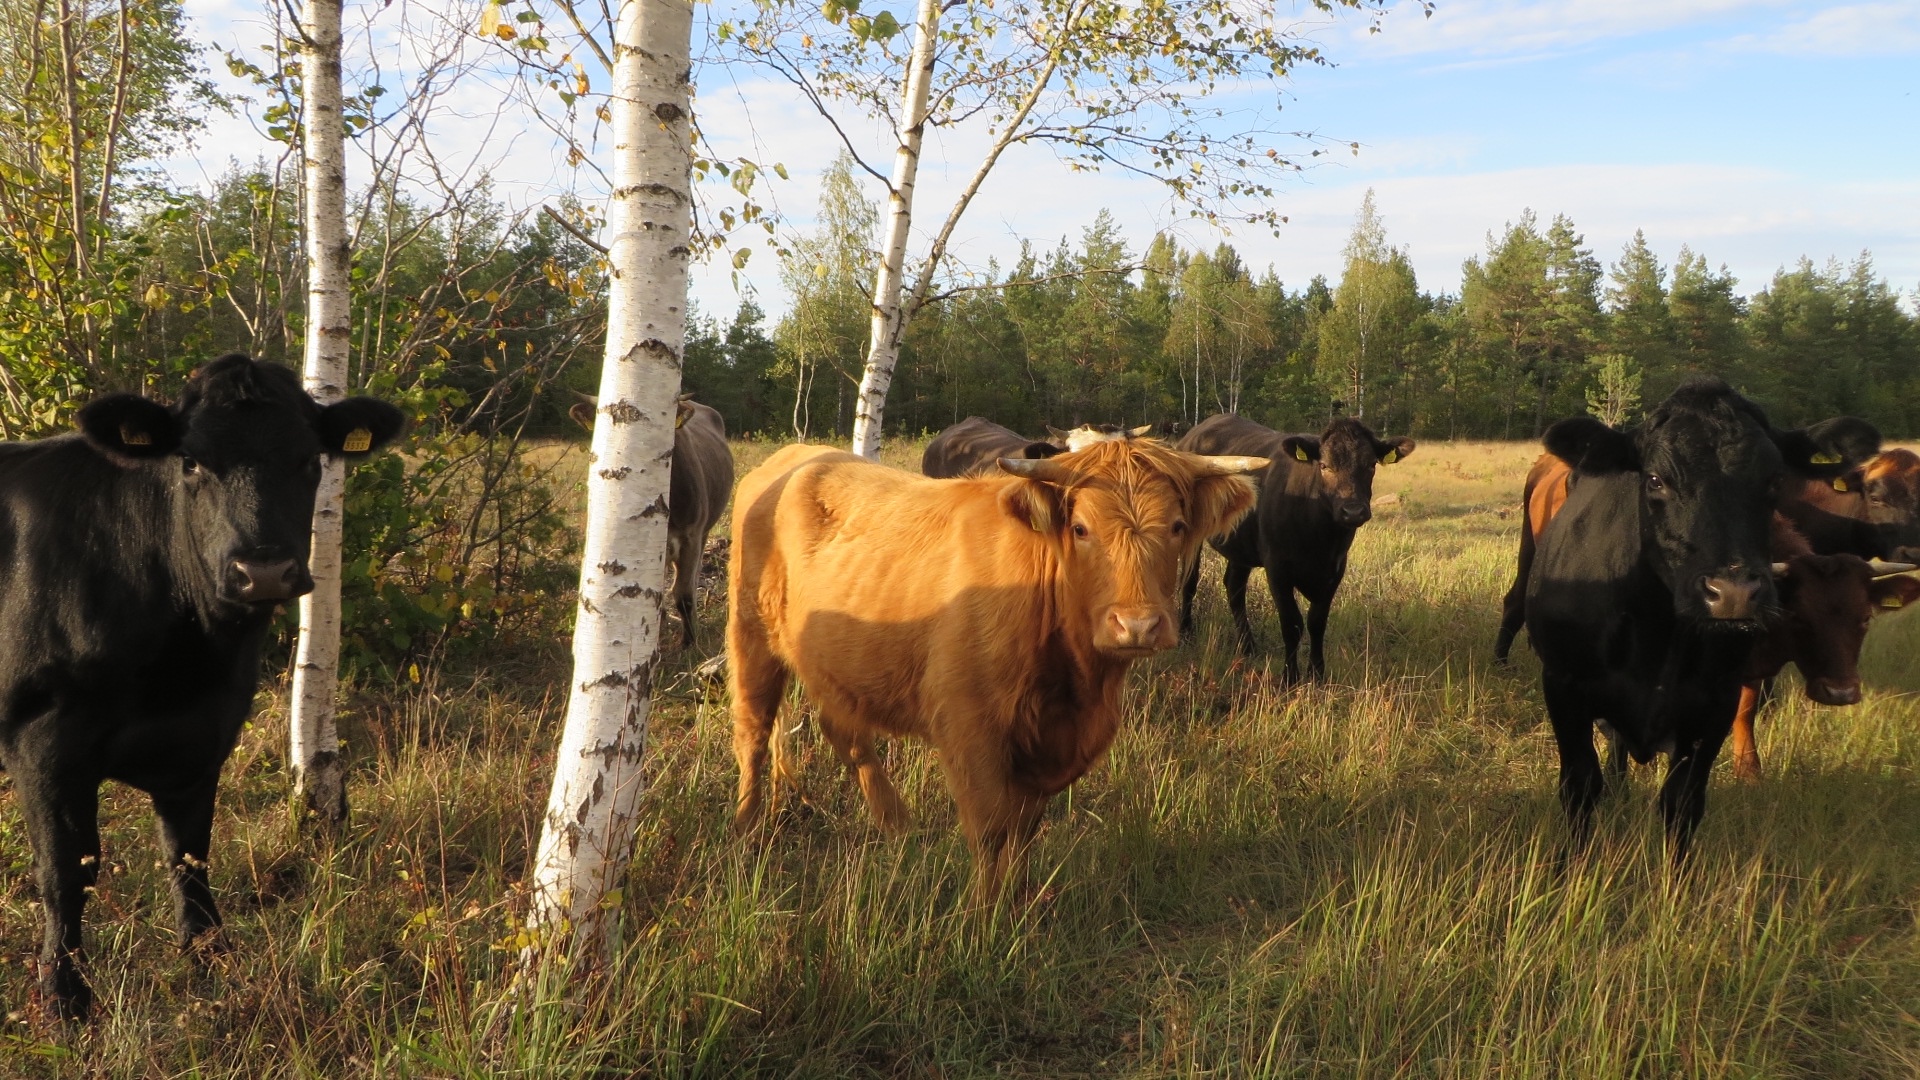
4,439,1920,1077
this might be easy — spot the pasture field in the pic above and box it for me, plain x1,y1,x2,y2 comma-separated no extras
4,438,1920,1077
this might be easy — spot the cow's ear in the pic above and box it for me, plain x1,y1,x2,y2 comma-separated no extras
1377,435,1415,465
568,401,597,429
318,397,406,457
1777,417,1880,478
1280,435,1320,464
998,479,1062,534
1022,442,1066,460
1189,473,1259,541
76,394,182,461
1543,416,1638,474
1869,574,1920,613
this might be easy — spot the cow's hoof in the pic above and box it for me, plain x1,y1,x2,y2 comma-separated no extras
41,967,92,1023
182,925,233,965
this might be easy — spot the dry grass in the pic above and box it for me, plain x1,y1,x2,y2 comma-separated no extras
4,438,1919,1078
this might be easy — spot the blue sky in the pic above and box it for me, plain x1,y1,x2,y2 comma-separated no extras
169,0,1920,317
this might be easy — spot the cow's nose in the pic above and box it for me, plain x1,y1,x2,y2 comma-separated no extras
1806,677,1862,706
1107,610,1170,651
1699,572,1765,620
1337,501,1372,526
232,559,311,603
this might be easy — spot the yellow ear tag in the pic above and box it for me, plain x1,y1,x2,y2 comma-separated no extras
342,428,373,453
1880,595,1905,609
1810,451,1843,465
1382,450,1399,465
1293,447,1310,462
119,425,151,446
1832,477,1849,493
675,411,689,429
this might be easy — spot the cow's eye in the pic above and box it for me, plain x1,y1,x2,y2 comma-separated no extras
1171,520,1187,537
181,455,201,476
1645,473,1666,494
1071,522,1089,540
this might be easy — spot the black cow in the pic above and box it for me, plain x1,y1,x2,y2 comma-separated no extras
0,355,403,1019
1177,414,1413,684
921,417,1066,479
1523,378,1876,857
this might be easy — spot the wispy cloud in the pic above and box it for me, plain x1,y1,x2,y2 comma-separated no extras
1723,3,1920,56
1358,0,1782,58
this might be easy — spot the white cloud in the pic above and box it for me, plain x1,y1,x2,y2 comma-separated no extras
1723,3,1920,55
1353,0,1783,58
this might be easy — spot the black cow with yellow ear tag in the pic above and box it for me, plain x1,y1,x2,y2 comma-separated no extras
1176,412,1413,684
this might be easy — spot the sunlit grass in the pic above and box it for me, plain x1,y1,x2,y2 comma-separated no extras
4,439,1919,1076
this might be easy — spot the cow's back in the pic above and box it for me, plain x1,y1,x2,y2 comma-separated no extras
923,417,1052,478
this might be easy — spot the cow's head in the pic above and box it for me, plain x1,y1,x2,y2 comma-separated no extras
1861,449,1920,557
1544,378,1879,625
76,354,405,612
999,440,1262,657
1279,418,1414,528
1771,556,1920,704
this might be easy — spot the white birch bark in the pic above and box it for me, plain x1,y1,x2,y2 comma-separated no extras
849,0,939,460
526,0,691,946
291,0,350,825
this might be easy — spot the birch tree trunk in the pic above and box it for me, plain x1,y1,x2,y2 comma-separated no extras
526,0,692,948
291,0,351,826
848,0,939,460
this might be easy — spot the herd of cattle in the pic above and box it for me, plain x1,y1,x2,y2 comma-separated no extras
4,357,1918,1020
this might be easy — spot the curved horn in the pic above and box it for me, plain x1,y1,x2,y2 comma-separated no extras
1867,559,1919,577
1189,455,1270,476
999,456,1074,482
1129,424,1154,437
1045,425,1071,440
1771,562,1790,577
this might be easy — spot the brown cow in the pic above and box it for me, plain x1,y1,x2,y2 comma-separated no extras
1777,447,1920,561
1496,453,1919,778
728,439,1263,891
571,393,734,648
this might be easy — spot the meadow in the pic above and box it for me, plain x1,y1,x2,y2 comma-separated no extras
3,438,1919,1078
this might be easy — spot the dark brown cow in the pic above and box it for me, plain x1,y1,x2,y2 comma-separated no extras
1497,453,1918,779
729,439,1263,892
921,418,1149,479
571,393,734,648
1777,447,1920,561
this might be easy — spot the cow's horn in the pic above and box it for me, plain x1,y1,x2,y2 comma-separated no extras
1129,424,1154,437
1045,425,1071,440
1191,455,1270,476
999,456,1073,482
1867,559,1919,577
1770,562,1790,577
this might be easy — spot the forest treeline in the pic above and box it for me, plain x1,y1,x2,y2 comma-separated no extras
700,167,1920,442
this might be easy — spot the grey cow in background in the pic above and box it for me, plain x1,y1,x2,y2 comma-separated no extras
570,393,734,649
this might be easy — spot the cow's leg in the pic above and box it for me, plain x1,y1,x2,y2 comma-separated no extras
1603,732,1628,777
1269,574,1306,685
940,741,1045,901
152,782,222,951
15,770,101,1020
1304,586,1335,682
1659,726,1728,863
1222,560,1257,654
1729,681,1763,781
671,529,702,651
729,622,790,835
816,712,909,834
1178,550,1203,635
1543,676,1605,851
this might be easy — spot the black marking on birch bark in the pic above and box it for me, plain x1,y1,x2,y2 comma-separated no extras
669,245,691,259
580,596,600,615
599,466,631,480
613,584,663,601
653,102,683,123
606,401,643,423
636,494,669,519
598,560,627,576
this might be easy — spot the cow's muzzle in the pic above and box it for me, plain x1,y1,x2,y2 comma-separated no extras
1805,676,1862,707
1099,608,1176,655
1699,571,1767,621
1335,500,1372,527
232,558,314,603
